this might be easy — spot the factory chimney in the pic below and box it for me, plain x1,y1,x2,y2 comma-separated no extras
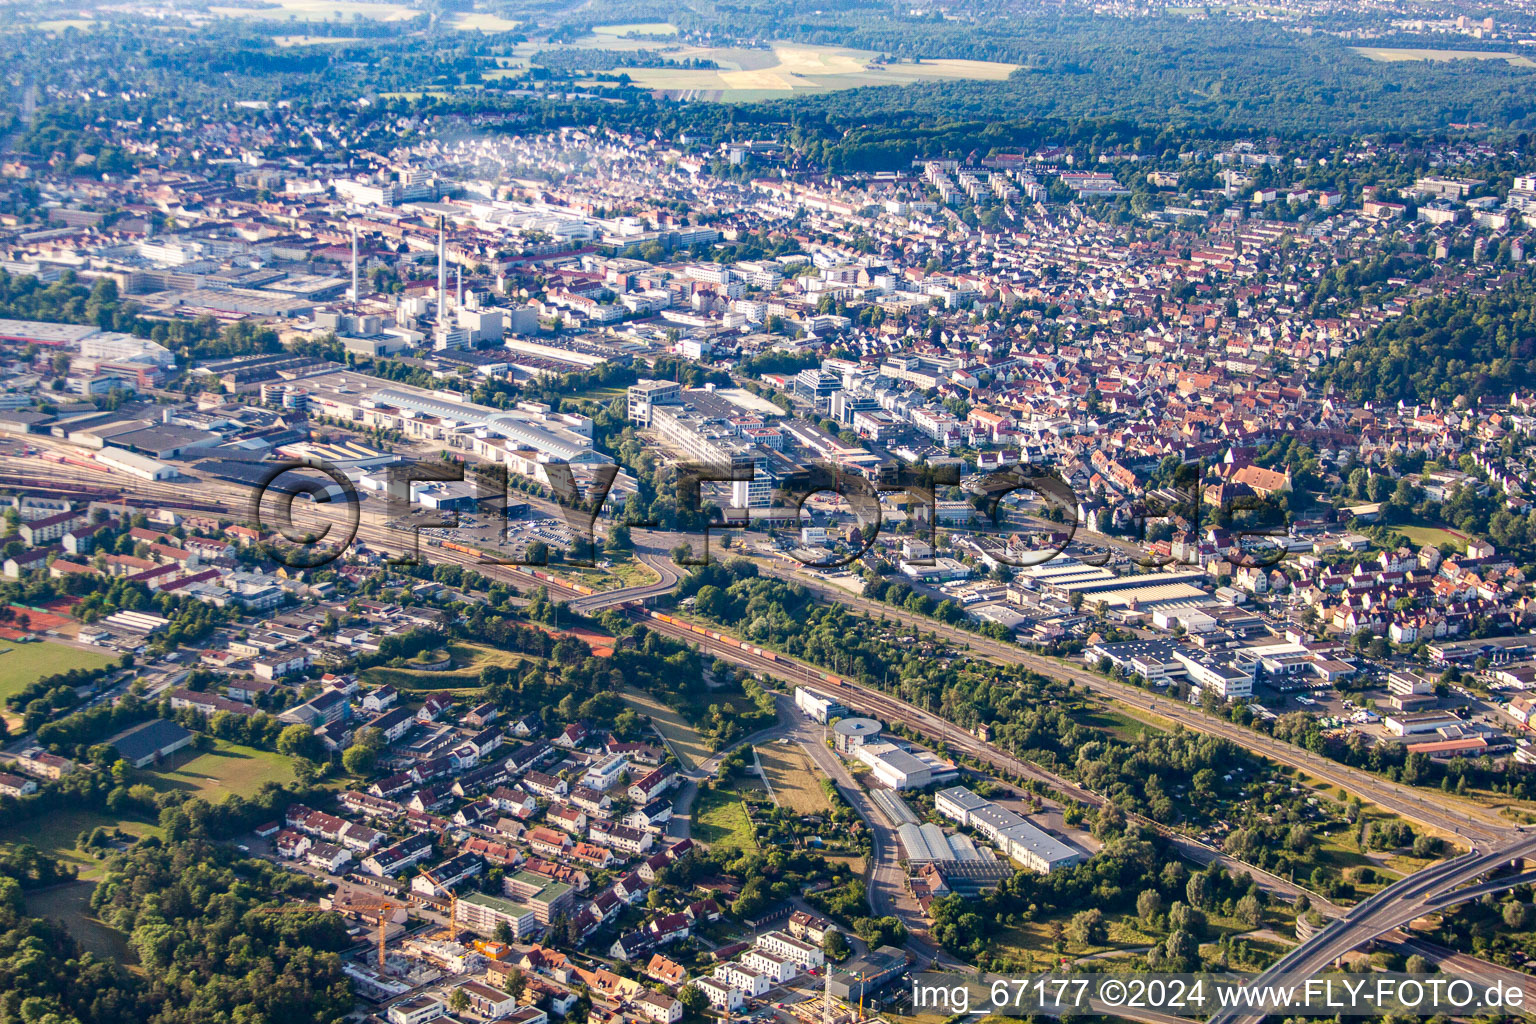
456,266,462,307
436,215,446,323
350,225,359,301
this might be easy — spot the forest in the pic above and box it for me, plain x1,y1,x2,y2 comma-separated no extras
1315,269,1536,406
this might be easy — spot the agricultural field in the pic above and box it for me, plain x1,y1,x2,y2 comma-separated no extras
0,639,115,704
755,741,835,815
138,738,298,800
209,0,420,22
590,22,677,37
361,642,528,691
622,688,713,769
693,784,759,850
272,34,368,45
451,12,522,31
1351,46,1536,67
525,41,1018,100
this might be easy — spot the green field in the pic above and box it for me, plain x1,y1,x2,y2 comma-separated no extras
361,642,528,691
0,640,115,704
693,785,758,849
547,558,660,594
138,738,297,800
1393,524,1466,552
621,688,714,769
1078,707,1165,742
0,808,160,880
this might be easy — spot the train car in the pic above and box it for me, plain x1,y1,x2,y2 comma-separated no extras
707,631,722,641
441,540,481,557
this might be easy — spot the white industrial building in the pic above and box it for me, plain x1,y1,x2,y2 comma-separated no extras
794,686,848,724
94,447,174,481
1173,650,1254,701
854,742,955,791
935,786,1085,874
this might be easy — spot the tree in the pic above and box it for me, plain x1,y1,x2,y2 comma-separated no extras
694,584,730,620
678,984,709,1018
1137,888,1163,924
494,920,514,944
1186,871,1213,909
1235,893,1263,928
342,743,377,776
276,723,320,761
824,930,850,959
1164,929,1199,971
449,988,470,1014
1404,954,1433,975
1168,901,1205,936
1502,901,1533,930
1066,908,1107,946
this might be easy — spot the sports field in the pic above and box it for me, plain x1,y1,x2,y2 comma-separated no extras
273,34,368,45
0,640,115,704
755,741,834,814
138,738,298,800
1395,524,1466,551
590,22,676,37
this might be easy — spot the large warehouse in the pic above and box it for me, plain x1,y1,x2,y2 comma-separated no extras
935,786,1085,874
855,742,957,791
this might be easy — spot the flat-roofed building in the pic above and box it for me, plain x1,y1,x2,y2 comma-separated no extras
934,786,1084,874
456,891,540,939
794,686,848,723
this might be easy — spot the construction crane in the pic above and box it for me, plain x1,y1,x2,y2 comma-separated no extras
417,865,459,943
259,900,397,972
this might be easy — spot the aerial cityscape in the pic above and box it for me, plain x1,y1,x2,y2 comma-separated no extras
2,0,1536,1022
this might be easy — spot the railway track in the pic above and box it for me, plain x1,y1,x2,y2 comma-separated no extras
11,460,1516,847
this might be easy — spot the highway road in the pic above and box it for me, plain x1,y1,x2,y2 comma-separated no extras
1208,831,1536,1024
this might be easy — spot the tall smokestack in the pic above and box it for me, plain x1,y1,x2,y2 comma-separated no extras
436,215,446,323
456,265,462,307
350,225,359,301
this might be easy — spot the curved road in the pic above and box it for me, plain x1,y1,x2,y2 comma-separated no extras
1209,833,1536,1024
